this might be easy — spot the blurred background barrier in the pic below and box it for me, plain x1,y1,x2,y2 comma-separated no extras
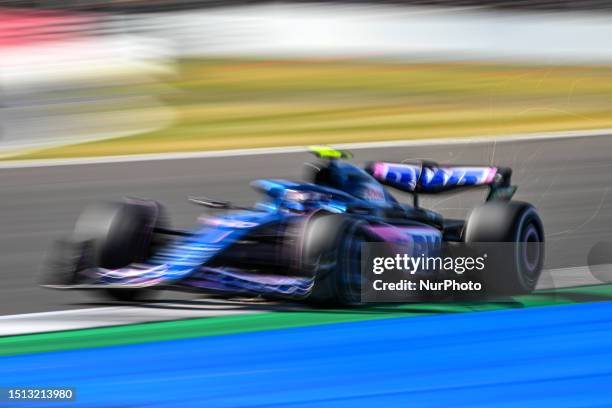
123,4,612,61
7,0,612,13
2,1,612,157
4,2,612,60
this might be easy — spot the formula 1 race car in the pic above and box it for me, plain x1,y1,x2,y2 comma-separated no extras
43,146,544,305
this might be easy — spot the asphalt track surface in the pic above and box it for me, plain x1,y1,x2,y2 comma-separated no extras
2,134,612,315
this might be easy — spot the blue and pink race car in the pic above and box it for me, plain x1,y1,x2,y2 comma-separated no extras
43,146,544,305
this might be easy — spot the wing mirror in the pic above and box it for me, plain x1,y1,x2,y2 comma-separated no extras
188,196,231,209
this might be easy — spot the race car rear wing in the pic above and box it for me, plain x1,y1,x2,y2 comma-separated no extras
366,161,516,203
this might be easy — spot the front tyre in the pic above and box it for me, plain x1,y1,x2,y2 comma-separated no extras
73,199,168,301
302,213,368,306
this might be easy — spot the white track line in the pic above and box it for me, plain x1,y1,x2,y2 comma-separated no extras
1,128,612,169
0,306,122,321
0,300,267,337
0,266,606,337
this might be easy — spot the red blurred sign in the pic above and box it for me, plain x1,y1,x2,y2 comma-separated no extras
0,8,98,47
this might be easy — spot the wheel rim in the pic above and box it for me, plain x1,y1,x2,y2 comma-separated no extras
521,223,542,277
340,226,365,304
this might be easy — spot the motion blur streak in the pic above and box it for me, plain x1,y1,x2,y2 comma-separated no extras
0,7,175,155
2,302,612,407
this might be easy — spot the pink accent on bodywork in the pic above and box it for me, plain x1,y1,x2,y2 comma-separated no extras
203,218,258,229
367,226,409,243
367,225,440,243
371,162,388,179
485,167,498,184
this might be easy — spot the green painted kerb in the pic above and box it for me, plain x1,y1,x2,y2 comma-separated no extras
2,284,612,357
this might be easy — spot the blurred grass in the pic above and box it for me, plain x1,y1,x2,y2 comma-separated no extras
15,59,612,159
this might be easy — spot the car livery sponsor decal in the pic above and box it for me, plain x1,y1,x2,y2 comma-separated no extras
366,225,442,255
370,162,498,192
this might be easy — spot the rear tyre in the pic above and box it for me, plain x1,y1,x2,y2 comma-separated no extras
464,201,544,295
73,200,168,301
302,213,368,306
